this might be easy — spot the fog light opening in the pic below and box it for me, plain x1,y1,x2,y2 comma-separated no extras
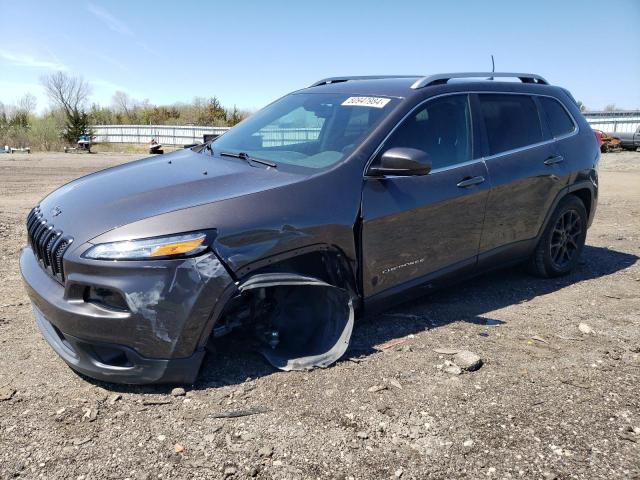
84,286,129,312
89,345,132,367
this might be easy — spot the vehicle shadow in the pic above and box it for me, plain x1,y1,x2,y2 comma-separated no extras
195,245,638,388
88,245,637,394
347,245,639,355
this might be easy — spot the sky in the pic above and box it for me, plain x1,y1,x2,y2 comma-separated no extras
1,0,639,113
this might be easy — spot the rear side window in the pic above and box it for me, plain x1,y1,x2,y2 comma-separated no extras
538,97,575,137
382,94,472,170
479,94,543,155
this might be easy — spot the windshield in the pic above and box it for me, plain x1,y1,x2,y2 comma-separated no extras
211,93,399,169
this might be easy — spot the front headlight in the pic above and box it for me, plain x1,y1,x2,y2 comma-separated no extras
83,232,209,260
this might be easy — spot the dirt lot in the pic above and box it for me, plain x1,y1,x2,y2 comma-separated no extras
0,151,638,480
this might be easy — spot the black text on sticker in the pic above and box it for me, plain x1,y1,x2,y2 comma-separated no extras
341,97,391,108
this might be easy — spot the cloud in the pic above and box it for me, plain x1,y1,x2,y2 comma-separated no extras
85,4,163,63
91,78,128,91
0,80,48,113
94,52,128,72
87,3,133,36
89,78,145,105
136,41,163,60
0,50,66,70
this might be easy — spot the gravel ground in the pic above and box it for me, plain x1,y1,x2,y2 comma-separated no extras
0,151,638,480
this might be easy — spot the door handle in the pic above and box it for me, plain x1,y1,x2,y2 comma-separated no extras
456,176,485,188
544,155,564,165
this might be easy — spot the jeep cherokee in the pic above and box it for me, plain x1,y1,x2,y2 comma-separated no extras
20,72,599,384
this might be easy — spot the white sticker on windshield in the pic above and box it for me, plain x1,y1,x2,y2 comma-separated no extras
341,96,391,108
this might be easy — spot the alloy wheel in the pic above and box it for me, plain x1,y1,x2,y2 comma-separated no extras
550,209,583,269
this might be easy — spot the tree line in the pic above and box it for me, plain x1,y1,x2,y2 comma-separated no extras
0,72,251,151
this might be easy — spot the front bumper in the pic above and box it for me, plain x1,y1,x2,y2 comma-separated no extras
32,305,205,383
20,246,235,384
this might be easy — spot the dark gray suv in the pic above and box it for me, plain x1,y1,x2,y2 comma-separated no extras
20,72,599,384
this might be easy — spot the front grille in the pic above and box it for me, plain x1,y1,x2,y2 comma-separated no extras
26,206,73,283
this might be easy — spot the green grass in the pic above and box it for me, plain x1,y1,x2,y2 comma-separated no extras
91,143,181,154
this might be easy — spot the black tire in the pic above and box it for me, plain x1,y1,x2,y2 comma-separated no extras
528,195,588,278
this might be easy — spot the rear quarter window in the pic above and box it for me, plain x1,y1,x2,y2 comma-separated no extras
479,94,543,155
538,97,576,138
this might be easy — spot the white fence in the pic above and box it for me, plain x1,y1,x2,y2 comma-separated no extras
91,125,230,146
93,114,639,146
584,116,640,134
260,128,321,147
91,124,326,147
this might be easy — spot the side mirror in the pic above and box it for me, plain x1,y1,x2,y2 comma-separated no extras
368,147,432,176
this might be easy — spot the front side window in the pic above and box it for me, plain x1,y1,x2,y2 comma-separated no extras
212,93,399,170
538,97,576,138
479,94,543,155
381,94,472,170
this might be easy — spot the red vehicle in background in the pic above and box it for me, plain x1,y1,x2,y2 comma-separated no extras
593,129,604,147
592,129,622,153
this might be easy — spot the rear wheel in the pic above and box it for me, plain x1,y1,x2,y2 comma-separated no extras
528,195,587,277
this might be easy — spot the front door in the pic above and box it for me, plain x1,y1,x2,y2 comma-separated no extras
361,94,490,298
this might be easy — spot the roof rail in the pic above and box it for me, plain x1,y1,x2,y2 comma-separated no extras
309,75,421,88
410,72,549,89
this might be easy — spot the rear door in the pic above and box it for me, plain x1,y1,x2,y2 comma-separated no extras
476,93,567,260
537,94,580,174
361,94,490,298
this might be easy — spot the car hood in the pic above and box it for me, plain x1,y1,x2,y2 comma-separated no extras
37,149,302,243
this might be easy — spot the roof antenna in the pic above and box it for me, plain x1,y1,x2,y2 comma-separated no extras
490,55,495,80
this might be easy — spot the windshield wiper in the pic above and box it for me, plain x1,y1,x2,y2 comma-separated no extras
220,151,277,168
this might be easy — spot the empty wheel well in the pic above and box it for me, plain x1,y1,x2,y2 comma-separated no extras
571,188,592,219
242,249,358,296
210,251,357,371
211,249,359,338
